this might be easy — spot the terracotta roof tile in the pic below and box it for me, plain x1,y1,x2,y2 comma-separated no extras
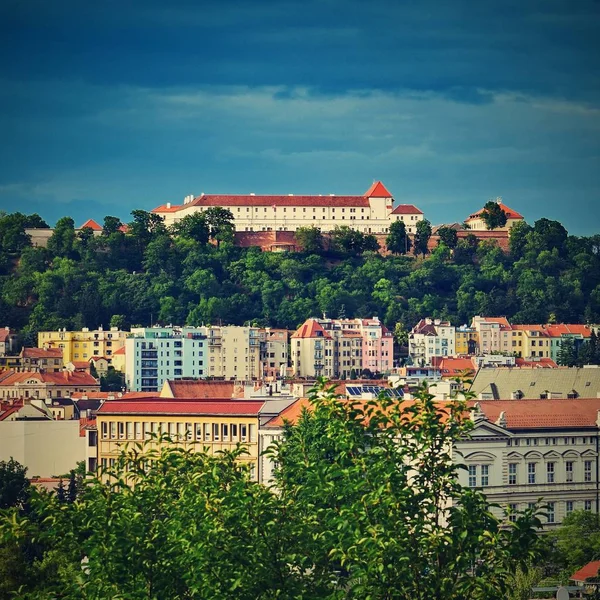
364,181,392,198
467,202,524,220
0,370,98,386
163,380,235,399
79,219,103,231
22,347,63,359
113,347,126,355
291,319,332,339
98,398,264,416
391,204,424,215
0,329,12,343
571,560,600,583
152,204,183,213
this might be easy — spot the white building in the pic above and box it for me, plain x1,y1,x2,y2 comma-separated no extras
408,318,456,365
151,181,424,235
125,326,208,392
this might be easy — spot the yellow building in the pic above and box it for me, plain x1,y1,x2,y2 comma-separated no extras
510,325,551,359
454,326,479,355
96,398,263,480
38,327,127,366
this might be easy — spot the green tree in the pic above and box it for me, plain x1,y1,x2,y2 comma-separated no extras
102,216,123,236
100,367,125,392
170,213,210,245
330,226,369,255
203,207,235,248
437,226,459,249
557,338,577,366
47,216,76,258
386,220,411,255
480,201,508,230
549,510,600,575
413,219,432,257
294,226,324,254
0,458,30,510
0,213,32,254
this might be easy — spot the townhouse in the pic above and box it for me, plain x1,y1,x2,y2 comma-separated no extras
408,318,456,364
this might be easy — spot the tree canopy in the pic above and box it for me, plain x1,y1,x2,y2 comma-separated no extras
480,202,508,230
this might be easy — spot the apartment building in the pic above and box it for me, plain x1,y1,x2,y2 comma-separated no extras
20,347,64,372
38,326,128,364
543,324,592,362
259,328,289,378
96,398,263,480
291,317,393,379
0,370,100,400
205,325,262,381
151,181,424,235
455,325,479,355
471,316,512,355
125,327,207,392
408,318,456,365
0,327,17,356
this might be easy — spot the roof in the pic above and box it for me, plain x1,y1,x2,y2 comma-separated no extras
475,317,512,330
70,361,90,369
97,398,265,417
390,204,424,215
470,367,600,400
162,380,235,399
79,219,103,231
0,370,99,387
476,398,600,429
515,357,558,368
436,357,476,377
113,346,126,355
467,202,524,221
571,561,600,583
89,356,107,362
187,194,371,209
0,329,12,343
292,319,332,339
544,324,592,338
22,347,63,359
152,203,183,213
364,181,392,198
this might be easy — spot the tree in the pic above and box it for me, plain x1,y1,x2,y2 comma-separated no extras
47,216,76,258
67,471,78,503
100,367,125,392
203,207,235,248
0,383,543,599
56,478,66,503
295,226,324,254
0,458,30,510
557,338,577,367
0,212,32,254
480,201,508,230
128,210,167,249
170,213,210,245
413,219,432,257
102,216,123,236
437,226,458,249
386,220,411,255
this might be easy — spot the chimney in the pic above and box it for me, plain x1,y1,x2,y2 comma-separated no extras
166,202,171,209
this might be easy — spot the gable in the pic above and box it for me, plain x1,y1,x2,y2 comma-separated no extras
468,420,511,439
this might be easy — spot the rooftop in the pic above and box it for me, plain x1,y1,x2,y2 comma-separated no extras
97,398,265,417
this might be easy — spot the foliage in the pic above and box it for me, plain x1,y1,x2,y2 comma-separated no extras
330,225,380,255
480,201,508,230
437,226,459,249
295,226,324,254
100,367,125,392
413,219,432,257
0,384,543,599
0,458,30,510
386,220,411,255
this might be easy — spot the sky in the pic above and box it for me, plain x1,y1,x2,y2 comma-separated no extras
1,0,599,234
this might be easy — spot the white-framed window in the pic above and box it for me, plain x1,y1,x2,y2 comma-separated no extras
468,465,477,487
101,421,108,439
547,502,555,523
481,464,489,487
509,463,517,485
585,500,593,511
566,501,574,516
585,461,593,482
566,461,574,483
508,503,517,523
547,462,555,483
528,462,536,484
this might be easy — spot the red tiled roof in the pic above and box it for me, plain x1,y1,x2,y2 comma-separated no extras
193,195,371,208
476,398,600,429
0,370,98,386
118,224,129,233
89,356,107,362
163,380,235,399
479,317,512,329
544,324,592,338
364,181,392,198
0,329,12,343
467,202,524,221
291,319,332,339
152,204,183,213
515,357,558,368
22,347,63,359
571,560,600,583
79,219,103,231
113,347,126,355
97,399,264,416
70,361,90,369
437,358,476,377
391,204,423,215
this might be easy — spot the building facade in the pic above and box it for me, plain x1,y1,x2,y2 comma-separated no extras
471,316,513,355
38,326,128,365
0,327,17,356
408,318,456,365
151,181,424,235
0,370,100,400
464,199,524,231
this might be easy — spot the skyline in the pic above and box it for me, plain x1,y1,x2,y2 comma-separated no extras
1,0,599,234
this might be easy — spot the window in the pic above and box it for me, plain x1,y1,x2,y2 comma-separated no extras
585,500,593,511
509,463,517,485
566,501,574,515
508,503,517,523
231,423,238,440
222,423,229,441
468,465,477,487
118,422,125,440
101,421,108,439
213,423,220,441
585,461,593,482
566,461,574,483
240,424,248,442
547,502,555,524
547,462,555,483
481,464,489,487
528,462,536,484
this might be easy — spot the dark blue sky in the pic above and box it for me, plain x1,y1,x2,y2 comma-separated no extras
1,0,599,233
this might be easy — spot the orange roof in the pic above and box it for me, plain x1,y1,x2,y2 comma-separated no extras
515,357,558,368
571,560,600,583
0,370,98,387
22,347,63,359
152,204,183,213
164,380,235,399
98,398,264,416
437,357,476,377
113,346,126,355
544,324,592,338
364,181,392,198
480,317,512,330
467,202,524,221
477,398,600,429
79,219,103,231
70,361,90,369
265,397,311,427
0,329,13,343
291,319,332,339
390,204,424,215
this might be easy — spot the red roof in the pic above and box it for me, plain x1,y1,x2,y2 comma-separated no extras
364,181,392,198
113,347,126,355
571,560,600,583
97,398,264,416
265,398,311,427
79,219,103,231
0,329,12,343
467,202,524,221
152,204,182,213
515,357,558,368
0,370,98,386
478,317,512,330
163,380,235,399
391,204,424,215
22,347,63,359
291,319,332,339
477,398,600,429
544,324,592,338
70,361,90,369
437,357,476,377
